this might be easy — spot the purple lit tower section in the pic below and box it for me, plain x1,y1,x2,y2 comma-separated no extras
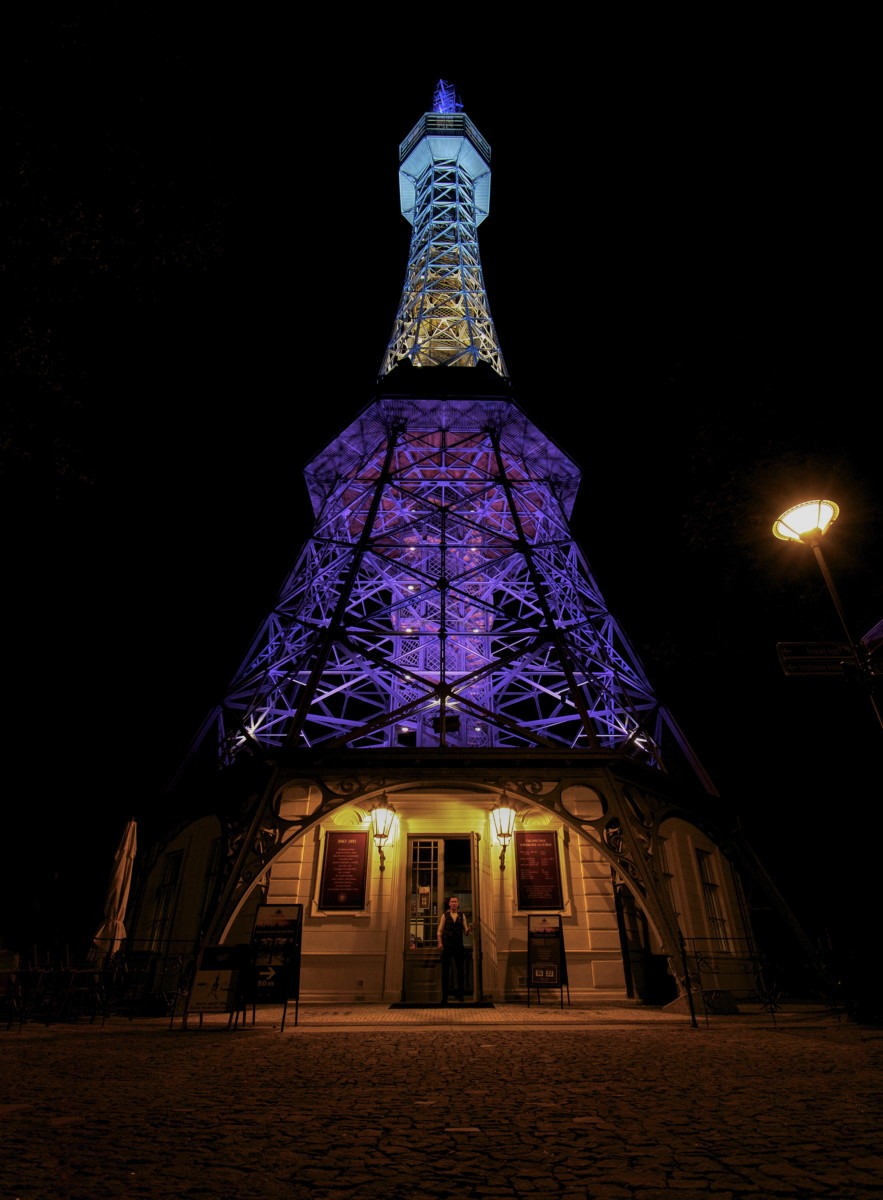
181,81,713,797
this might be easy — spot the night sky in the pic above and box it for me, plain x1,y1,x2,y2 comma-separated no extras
8,16,880,964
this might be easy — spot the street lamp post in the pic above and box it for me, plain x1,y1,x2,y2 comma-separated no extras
773,499,882,730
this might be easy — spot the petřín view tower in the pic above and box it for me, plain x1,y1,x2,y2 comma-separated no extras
131,82,811,1010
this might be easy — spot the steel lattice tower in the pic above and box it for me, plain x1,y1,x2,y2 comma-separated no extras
157,81,827,1006
179,81,713,795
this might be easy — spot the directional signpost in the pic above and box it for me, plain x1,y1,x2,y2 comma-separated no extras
777,641,853,677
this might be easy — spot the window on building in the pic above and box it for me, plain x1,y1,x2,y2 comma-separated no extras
696,849,729,951
199,838,222,933
657,836,679,917
146,850,183,953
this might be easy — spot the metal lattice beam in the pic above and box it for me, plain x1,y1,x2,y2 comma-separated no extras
177,404,710,793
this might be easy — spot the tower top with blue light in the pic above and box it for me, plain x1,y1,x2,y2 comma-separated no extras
380,80,506,375
432,78,463,114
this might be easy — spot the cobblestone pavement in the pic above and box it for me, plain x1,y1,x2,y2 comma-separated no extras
3,1004,882,1200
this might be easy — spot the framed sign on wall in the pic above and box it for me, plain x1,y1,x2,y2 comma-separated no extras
514,830,564,911
318,830,370,910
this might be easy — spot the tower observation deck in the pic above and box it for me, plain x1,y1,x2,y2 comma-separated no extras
177,81,714,799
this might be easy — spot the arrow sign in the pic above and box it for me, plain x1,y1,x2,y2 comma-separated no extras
777,641,854,677
258,967,276,982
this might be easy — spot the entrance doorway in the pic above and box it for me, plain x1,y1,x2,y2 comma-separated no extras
401,835,479,1003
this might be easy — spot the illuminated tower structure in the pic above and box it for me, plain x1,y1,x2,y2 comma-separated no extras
133,82,818,1009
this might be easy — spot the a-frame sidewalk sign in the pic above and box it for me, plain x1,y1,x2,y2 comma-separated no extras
247,903,304,1031
527,913,570,1009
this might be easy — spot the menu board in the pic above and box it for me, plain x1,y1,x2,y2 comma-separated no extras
527,914,566,988
514,830,563,910
318,830,369,910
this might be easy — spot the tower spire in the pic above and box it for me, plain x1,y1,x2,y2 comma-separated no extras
432,78,462,114
379,84,507,377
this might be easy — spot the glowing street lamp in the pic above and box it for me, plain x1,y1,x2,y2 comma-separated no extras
772,499,840,545
773,499,882,730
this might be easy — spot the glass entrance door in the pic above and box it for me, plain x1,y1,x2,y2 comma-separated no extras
408,838,442,950
402,835,478,1003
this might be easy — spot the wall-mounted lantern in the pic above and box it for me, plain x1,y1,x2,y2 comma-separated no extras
370,798,396,872
490,794,516,870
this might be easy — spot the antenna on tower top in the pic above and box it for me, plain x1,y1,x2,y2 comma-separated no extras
432,79,462,114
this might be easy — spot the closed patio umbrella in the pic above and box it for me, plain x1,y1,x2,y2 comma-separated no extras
90,818,137,962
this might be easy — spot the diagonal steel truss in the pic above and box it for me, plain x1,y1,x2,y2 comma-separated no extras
183,391,713,793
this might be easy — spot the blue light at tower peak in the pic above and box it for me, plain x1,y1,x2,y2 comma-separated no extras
432,79,462,114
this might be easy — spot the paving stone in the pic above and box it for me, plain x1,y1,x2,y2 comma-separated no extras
1,1004,881,1199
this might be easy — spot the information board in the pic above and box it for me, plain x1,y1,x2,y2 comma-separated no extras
188,944,250,1014
527,914,566,987
250,904,303,1006
318,830,369,910
527,914,569,1006
514,830,564,910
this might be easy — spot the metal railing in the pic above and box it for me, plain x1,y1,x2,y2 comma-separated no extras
2,941,200,1027
679,936,846,1025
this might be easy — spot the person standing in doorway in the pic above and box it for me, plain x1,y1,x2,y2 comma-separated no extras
437,896,470,1003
